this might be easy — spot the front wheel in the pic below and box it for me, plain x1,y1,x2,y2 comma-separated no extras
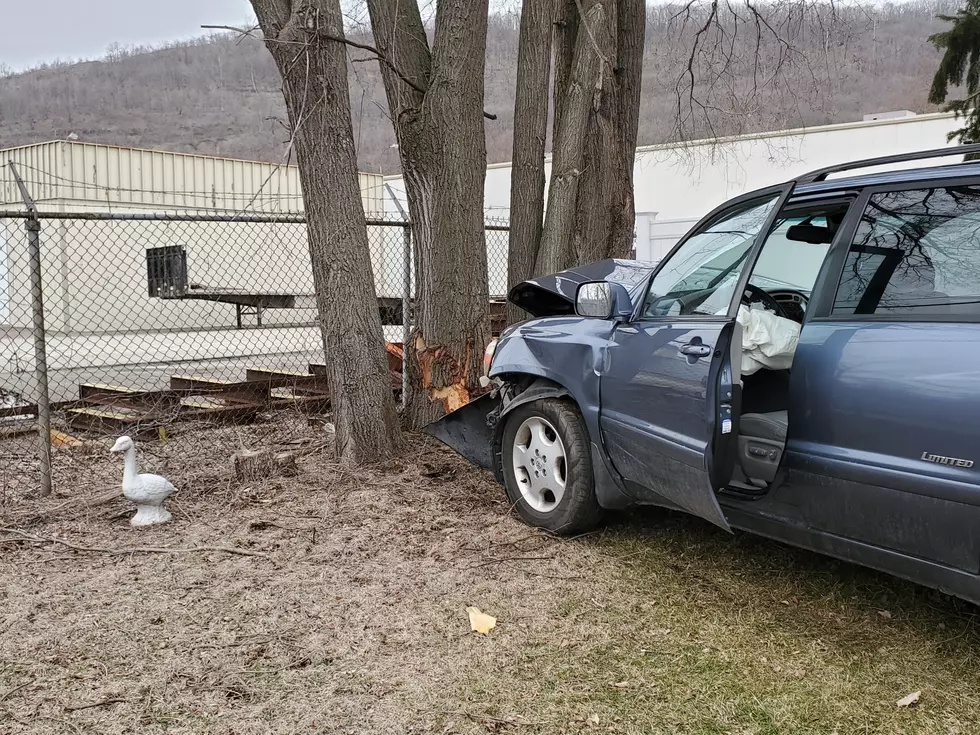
499,399,603,535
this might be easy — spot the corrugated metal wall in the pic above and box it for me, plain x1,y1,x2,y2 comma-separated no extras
0,141,384,215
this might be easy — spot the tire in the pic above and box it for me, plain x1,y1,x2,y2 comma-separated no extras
499,398,603,535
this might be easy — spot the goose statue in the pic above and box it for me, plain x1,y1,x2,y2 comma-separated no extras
110,435,177,527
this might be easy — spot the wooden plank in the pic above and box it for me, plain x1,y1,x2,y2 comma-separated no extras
170,375,269,404
245,368,329,392
0,403,37,419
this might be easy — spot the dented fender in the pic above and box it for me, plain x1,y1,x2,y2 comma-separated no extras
498,378,569,419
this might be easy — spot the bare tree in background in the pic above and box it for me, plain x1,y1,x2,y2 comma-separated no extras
365,0,492,429
505,0,868,311
507,0,646,291
249,0,403,463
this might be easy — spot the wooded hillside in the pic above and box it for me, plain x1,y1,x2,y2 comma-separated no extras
0,1,958,172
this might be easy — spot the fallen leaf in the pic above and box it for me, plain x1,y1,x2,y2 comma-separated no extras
897,690,921,708
611,681,629,689
878,610,893,619
587,713,600,725
466,606,496,635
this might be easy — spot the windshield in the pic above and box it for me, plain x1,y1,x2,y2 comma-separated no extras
644,196,778,317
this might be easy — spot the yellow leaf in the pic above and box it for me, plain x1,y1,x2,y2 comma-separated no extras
466,606,496,634
897,690,921,708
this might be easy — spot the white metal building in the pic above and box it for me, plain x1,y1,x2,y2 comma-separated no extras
0,141,394,402
0,140,386,334
383,111,965,263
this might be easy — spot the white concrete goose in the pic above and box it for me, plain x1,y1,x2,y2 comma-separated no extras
110,435,177,527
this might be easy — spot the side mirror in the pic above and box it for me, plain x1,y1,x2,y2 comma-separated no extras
575,281,634,320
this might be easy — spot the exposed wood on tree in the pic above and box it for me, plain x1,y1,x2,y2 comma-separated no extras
249,0,402,463
506,0,555,326
367,0,492,428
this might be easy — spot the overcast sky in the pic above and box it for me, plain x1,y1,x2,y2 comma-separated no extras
2,0,256,71
1,0,928,73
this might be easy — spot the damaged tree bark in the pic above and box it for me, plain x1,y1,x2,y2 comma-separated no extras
250,0,403,463
367,0,492,428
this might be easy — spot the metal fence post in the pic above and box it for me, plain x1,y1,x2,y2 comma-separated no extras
8,162,52,497
401,224,411,408
384,183,412,409
26,216,52,497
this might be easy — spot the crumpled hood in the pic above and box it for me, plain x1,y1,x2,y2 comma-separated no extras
508,258,658,317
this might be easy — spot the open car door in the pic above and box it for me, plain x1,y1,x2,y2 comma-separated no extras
598,183,796,530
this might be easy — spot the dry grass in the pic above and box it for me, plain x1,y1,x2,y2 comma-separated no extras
1,415,979,734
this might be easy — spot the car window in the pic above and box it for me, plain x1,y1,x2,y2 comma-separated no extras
643,195,779,317
833,185,980,317
750,215,835,293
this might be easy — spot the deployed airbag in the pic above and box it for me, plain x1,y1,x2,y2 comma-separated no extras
736,305,800,376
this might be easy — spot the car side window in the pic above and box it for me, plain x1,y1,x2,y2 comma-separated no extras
643,195,779,318
833,185,980,317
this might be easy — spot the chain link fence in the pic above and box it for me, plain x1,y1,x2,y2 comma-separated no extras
0,201,509,497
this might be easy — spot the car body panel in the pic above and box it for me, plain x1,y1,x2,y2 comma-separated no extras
507,259,656,317
782,320,980,572
600,319,736,530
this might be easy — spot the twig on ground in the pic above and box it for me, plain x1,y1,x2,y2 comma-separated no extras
190,638,271,651
436,710,547,727
467,555,555,569
64,697,128,713
0,528,280,567
0,681,31,704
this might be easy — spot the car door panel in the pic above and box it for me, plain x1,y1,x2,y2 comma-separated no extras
596,184,795,531
601,320,739,530
787,320,980,573
785,179,980,574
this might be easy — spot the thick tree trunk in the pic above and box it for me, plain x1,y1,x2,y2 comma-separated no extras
506,0,554,325
251,0,402,463
367,0,491,429
573,0,645,264
535,0,608,277
552,0,580,142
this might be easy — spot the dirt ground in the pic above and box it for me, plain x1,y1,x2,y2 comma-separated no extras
2,416,980,734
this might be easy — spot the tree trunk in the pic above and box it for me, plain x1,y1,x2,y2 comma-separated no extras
367,0,491,429
552,0,580,142
535,0,609,277
250,0,402,463
573,0,644,264
506,0,554,325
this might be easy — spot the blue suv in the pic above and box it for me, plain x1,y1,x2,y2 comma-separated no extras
428,145,980,605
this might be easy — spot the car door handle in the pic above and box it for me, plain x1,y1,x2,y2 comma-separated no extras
679,343,712,357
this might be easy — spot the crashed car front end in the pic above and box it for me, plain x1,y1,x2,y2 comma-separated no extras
423,259,657,508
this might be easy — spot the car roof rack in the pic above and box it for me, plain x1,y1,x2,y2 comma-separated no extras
795,143,980,184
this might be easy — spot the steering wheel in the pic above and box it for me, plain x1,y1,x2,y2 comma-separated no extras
741,283,789,319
